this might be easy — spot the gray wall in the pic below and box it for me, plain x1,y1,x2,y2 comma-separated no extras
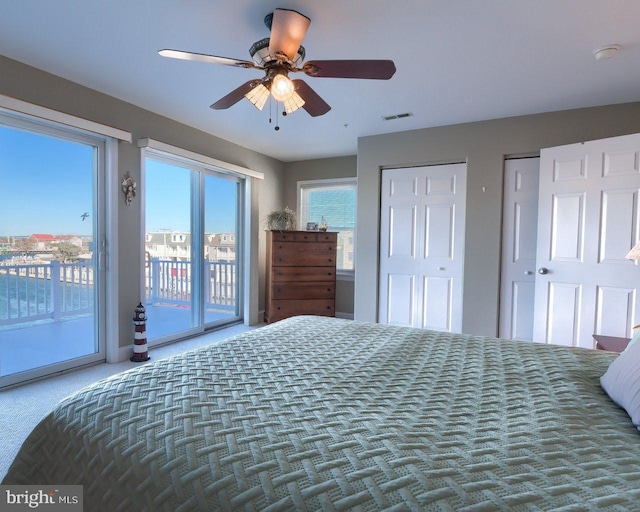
284,156,357,316
356,102,640,336
0,55,285,349
7,53,640,341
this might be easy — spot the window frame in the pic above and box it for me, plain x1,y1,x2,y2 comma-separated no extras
297,177,357,280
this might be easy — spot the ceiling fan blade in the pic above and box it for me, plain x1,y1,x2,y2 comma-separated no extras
211,80,262,110
303,60,396,79
292,80,331,117
268,8,310,61
159,49,260,69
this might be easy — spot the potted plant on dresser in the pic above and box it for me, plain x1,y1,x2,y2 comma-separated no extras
265,207,296,231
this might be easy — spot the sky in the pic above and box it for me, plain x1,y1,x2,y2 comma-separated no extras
146,158,238,233
0,124,238,237
0,125,94,236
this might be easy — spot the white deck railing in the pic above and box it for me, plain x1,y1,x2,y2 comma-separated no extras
145,259,236,312
0,261,93,326
0,259,238,327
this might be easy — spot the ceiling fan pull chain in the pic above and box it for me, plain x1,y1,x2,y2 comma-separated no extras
266,94,280,131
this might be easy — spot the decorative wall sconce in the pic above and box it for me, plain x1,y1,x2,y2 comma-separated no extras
121,171,137,206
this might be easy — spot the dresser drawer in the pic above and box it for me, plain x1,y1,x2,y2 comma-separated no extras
271,282,335,300
271,231,337,243
267,299,335,322
271,266,336,282
271,242,335,266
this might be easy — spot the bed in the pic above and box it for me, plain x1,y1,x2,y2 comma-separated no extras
3,316,640,511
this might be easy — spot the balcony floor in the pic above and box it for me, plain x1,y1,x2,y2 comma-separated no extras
0,304,238,377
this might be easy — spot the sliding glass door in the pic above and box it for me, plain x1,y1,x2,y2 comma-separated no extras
144,155,242,344
204,173,241,325
144,159,196,340
0,115,105,387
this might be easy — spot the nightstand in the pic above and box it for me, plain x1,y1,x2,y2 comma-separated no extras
593,334,631,353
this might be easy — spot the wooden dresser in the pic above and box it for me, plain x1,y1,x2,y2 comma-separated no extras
265,230,337,323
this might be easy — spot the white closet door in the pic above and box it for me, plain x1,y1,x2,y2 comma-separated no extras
533,133,640,348
499,157,539,341
379,163,466,331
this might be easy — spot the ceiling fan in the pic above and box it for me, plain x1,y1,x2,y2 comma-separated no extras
159,8,396,122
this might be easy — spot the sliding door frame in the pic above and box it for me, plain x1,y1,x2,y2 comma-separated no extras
140,145,254,346
138,138,263,330
0,112,115,387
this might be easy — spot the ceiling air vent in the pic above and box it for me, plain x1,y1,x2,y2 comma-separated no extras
382,112,413,121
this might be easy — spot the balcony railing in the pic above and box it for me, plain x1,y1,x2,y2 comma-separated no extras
0,261,93,326
0,259,237,327
145,258,236,312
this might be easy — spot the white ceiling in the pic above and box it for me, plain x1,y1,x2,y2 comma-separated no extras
1,0,639,162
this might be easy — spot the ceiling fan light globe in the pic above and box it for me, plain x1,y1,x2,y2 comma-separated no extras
270,74,295,102
282,92,305,114
245,83,270,110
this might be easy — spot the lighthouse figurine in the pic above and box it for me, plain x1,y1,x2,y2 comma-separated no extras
130,302,150,362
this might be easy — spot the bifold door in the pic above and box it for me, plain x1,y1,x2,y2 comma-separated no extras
379,163,466,331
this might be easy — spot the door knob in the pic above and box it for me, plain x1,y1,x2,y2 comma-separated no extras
538,267,549,275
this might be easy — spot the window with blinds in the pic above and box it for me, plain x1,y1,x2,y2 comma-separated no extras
298,178,356,273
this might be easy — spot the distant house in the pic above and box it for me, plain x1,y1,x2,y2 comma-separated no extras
144,232,191,261
28,234,56,251
144,231,236,262
206,233,236,262
0,236,13,250
25,234,88,253
56,235,86,249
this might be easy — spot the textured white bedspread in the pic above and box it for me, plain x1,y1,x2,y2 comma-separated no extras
4,316,640,511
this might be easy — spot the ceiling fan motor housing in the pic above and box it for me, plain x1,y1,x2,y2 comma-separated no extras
249,37,305,67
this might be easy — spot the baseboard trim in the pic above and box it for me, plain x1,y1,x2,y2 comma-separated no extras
115,344,133,363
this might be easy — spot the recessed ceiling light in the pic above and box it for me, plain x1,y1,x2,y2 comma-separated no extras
593,44,621,60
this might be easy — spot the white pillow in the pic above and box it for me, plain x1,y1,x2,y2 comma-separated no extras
601,339,640,431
